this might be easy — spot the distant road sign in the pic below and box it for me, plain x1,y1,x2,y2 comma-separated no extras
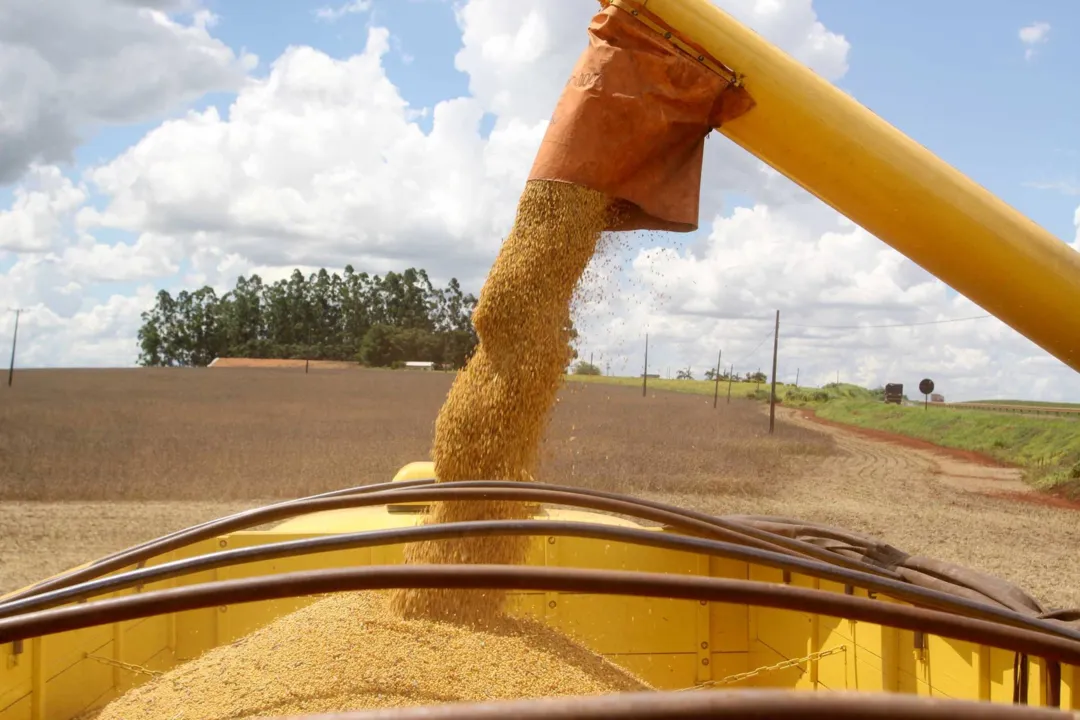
919,378,935,396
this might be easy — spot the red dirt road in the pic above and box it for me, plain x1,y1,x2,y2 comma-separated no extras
706,406,1080,610
794,407,1080,512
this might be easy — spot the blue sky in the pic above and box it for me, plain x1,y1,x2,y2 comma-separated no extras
814,0,1079,243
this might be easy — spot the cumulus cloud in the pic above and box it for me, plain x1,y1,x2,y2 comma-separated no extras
1019,21,1051,60
0,166,86,253
454,0,848,125
1074,206,1080,253
571,203,1080,402
0,288,158,369
0,0,256,185
315,0,372,23
81,28,539,287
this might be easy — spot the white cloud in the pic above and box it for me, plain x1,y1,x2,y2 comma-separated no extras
1019,21,1051,60
1,288,157,369
1023,180,1080,196
315,0,372,23
80,29,539,285
60,233,183,283
453,0,848,125
0,0,256,184
0,166,86,253
1073,205,1080,253
571,203,1080,402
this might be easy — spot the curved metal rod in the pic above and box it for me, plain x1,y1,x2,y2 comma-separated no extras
40,479,435,580
0,485,822,606
0,477,439,603
2,566,1080,665
6,520,1079,645
268,689,1072,720
94,477,437,558
445,481,901,579
2,479,901,606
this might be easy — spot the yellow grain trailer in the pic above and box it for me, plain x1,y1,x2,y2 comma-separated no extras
2,464,1079,718
3,0,1080,718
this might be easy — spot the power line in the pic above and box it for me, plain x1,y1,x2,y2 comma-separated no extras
778,314,993,330
729,329,774,369
690,313,994,330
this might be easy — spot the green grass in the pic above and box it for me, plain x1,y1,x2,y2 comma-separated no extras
960,399,1080,409
565,373,796,401
813,400,1080,496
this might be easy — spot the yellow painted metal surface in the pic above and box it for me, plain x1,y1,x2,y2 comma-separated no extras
635,0,1080,372
392,462,435,482
3,497,1078,718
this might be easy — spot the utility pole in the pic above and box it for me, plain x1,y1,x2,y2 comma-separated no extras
641,333,649,397
726,364,734,404
8,308,28,388
712,349,722,408
769,310,780,434
795,368,800,388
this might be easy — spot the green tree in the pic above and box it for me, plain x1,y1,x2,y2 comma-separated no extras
136,265,479,367
572,360,601,376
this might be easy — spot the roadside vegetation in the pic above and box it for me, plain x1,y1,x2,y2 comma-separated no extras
570,374,1080,498
786,384,1079,498
566,370,792,402
959,399,1080,409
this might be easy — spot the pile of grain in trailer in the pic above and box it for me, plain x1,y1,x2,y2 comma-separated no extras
92,591,650,720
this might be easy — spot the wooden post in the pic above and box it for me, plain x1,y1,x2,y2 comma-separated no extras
8,308,27,388
726,364,734,404
712,349,722,408
795,368,800,388
642,333,649,398
769,310,780,434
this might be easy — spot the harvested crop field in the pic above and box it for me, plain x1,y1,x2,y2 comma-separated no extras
2,366,1079,611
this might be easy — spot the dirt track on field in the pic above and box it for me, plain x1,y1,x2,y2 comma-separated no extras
670,406,1080,611
0,501,262,596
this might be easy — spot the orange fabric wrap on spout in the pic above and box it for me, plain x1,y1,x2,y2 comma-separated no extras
528,3,755,233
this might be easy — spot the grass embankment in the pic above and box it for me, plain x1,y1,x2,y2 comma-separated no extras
785,385,1080,497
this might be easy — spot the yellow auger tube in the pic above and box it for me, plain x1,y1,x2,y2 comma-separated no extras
632,0,1080,373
